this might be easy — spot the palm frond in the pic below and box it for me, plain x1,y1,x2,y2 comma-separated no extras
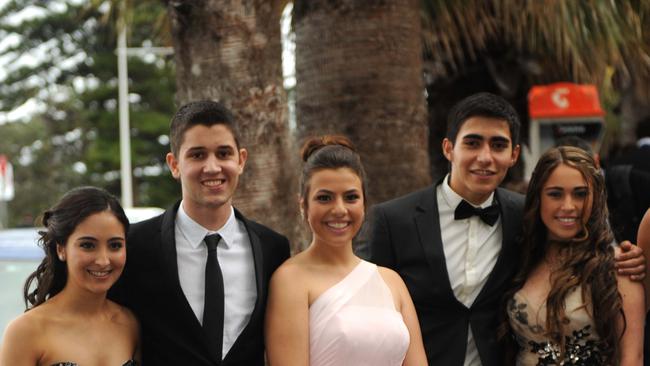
422,0,650,87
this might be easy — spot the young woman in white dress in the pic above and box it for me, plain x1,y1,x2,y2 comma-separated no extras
265,135,427,366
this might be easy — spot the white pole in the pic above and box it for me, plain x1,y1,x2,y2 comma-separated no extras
117,15,133,208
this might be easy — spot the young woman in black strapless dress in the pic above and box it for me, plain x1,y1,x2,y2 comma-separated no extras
0,187,140,365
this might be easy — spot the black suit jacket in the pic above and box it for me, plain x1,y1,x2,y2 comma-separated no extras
113,202,290,366
369,184,524,366
611,144,650,173
607,145,650,242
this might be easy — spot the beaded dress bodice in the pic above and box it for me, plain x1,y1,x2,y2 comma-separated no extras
507,287,604,365
51,360,137,366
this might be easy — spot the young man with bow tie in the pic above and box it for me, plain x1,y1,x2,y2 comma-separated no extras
368,92,645,366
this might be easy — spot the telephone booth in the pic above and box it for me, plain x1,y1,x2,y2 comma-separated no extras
525,82,606,178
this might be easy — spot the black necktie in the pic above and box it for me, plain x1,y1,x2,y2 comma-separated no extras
454,200,500,226
203,234,224,361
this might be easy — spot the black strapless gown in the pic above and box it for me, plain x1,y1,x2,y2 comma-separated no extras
51,360,137,366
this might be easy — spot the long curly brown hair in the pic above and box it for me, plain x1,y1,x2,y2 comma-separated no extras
503,146,622,364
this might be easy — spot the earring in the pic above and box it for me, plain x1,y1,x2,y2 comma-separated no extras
58,254,65,262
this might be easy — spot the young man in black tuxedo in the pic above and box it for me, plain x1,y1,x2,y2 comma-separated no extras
114,101,290,365
368,93,645,366
607,116,650,243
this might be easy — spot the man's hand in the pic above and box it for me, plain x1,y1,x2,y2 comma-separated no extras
615,241,646,281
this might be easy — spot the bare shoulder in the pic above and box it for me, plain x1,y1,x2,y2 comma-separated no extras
272,254,305,277
376,266,408,294
267,253,313,313
0,308,46,360
3,309,43,339
376,266,404,285
105,300,140,352
108,300,139,329
642,208,650,226
638,209,650,242
269,253,311,289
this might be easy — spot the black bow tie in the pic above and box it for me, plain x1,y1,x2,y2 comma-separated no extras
454,200,500,226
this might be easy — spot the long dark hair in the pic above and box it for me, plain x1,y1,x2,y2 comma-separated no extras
502,146,622,364
23,186,129,309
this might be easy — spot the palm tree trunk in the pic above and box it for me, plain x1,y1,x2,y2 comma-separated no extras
168,0,300,249
293,0,431,206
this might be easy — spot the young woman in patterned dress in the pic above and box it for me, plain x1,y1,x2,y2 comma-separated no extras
503,146,644,365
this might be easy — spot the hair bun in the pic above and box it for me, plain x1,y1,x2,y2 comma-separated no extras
300,135,355,162
41,210,53,226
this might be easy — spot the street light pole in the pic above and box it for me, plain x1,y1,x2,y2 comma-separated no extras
117,18,133,209
116,0,173,209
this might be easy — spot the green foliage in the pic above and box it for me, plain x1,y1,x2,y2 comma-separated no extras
0,117,86,226
0,0,179,226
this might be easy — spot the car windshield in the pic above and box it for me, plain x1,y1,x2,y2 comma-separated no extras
0,260,39,340
0,227,43,342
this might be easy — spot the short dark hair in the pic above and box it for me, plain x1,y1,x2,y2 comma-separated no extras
554,135,594,157
446,92,521,146
169,100,240,156
24,186,129,309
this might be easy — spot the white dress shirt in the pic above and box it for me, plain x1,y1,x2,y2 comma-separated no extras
437,175,502,366
175,203,257,359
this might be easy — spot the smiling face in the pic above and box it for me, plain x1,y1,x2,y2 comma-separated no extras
540,163,593,241
302,168,364,248
56,210,126,295
166,123,247,219
443,116,520,205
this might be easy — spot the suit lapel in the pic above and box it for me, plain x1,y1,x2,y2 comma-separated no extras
474,188,519,302
414,184,455,295
160,202,214,361
498,189,520,254
222,210,264,362
236,209,264,315
160,201,181,289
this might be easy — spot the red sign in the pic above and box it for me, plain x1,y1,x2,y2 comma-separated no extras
0,154,14,201
528,83,605,118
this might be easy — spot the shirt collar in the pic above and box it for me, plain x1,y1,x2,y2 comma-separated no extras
440,173,495,209
177,202,237,249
